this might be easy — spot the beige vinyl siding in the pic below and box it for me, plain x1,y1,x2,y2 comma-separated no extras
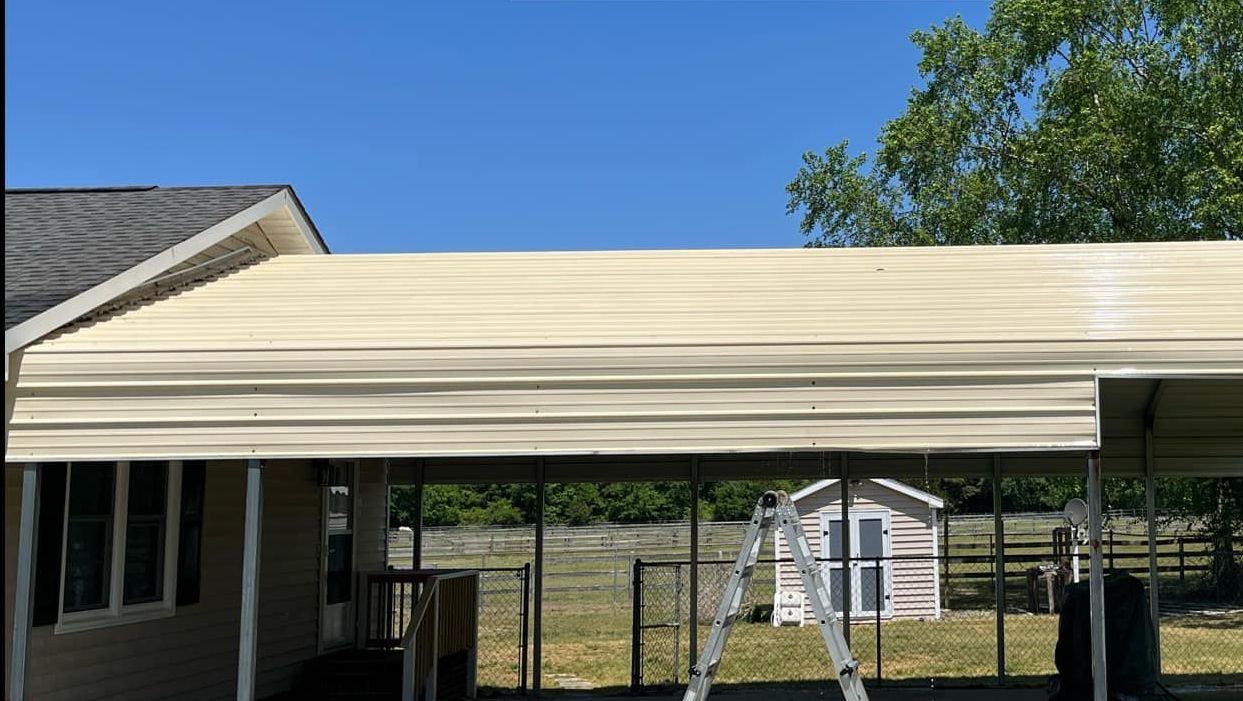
775,480,940,620
18,460,323,701
6,242,1242,463
356,459,389,574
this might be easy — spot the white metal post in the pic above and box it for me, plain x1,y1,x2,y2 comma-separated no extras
689,456,700,670
992,455,1005,684
8,463,39,701
1087,452,1107,701
1144,426,1161,669
533,457,545,696
237,459,264,701
384,459,392,565
840,453,851,643
427,591,440,701
413,459,425,570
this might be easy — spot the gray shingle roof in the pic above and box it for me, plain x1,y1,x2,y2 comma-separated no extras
4,185,289,330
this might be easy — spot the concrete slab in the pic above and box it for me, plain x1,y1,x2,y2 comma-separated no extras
510,688,1048,701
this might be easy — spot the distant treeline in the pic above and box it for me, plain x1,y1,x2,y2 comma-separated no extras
389,477,1243,533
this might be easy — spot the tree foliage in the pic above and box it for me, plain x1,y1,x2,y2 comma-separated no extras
784,0,1241,590
787,0,1242,245
389,480,805,528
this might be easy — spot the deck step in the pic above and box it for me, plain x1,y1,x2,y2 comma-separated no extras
295,649,403,701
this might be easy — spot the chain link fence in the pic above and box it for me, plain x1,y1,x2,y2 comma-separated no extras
633,547,1243,691
476,565,531,692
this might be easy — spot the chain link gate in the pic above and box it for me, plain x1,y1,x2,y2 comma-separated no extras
476,565,531,692
631,559,688,688
632,558,784,690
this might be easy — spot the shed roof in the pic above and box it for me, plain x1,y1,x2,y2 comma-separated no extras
789,478,945,509
6,240,1242,464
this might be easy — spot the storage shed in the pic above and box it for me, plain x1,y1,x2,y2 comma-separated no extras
775,478,944,621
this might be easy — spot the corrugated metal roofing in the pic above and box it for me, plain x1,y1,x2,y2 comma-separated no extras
6,241,1242,461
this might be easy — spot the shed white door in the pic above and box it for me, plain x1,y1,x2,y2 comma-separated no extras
320,462,357,650
818,510,893,617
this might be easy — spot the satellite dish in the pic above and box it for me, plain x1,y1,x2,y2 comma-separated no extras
1064,498,1089,527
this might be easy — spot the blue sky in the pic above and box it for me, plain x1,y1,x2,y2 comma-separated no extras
5,1,990,253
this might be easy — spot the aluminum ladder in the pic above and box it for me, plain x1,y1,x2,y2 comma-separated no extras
683,491,868,701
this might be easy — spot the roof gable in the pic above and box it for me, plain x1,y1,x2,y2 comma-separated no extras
789,478,945,509
4,185,295,330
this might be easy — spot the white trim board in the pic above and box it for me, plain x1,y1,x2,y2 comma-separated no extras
4,190,324,357
788,477,945,509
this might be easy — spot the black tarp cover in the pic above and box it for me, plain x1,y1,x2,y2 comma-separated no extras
1052,573,1159,699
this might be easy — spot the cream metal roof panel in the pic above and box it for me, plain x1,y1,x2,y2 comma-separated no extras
7,241,1243,461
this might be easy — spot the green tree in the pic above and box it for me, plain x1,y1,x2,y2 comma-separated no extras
701,480,809,521
787,0,1242,245
546,483,604,525
1159,477,1243,601
786,0,1241,590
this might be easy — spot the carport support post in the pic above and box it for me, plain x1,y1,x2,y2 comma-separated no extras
689,456,700,670
1144,427,1161,669
840,453,851,644
992,455,1005,684
413,459,425,570
1087,452,1107,701
9,463,38,701
238,459,264,701
533,457,545,696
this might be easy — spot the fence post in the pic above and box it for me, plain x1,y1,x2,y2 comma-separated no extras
875,558,882,686
631,558,643,691
943,511,951,610
673,565,683,684
1179,538,1185,585
521,562,531,694
612,550,619,608
1108,529,1115,571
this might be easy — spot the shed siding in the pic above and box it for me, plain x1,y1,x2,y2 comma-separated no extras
775,480,940,620
16,460,326,701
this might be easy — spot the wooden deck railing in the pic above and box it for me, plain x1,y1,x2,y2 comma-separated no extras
360,569,479,701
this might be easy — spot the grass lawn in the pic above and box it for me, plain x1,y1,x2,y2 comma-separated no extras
514,595,1243,691
421,522,1242,693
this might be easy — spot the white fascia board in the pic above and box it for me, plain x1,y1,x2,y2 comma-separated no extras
872,478,945,509
788,479,836,502
281,189,327,254
4,192,290,357
789,477,944,510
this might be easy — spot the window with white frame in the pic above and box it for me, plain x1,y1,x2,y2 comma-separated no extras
58,461,182,631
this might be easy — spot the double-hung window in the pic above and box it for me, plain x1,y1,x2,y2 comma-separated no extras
58,461,182,632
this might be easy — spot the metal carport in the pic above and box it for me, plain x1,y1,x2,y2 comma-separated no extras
6,241,1242,700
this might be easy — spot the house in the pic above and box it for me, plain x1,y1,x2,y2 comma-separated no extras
5,188,1241,701
774,479,944,622
3,186,389,700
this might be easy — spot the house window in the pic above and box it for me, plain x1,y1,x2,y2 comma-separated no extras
63,463,115,612
123,462,169,604
58,462,182,632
